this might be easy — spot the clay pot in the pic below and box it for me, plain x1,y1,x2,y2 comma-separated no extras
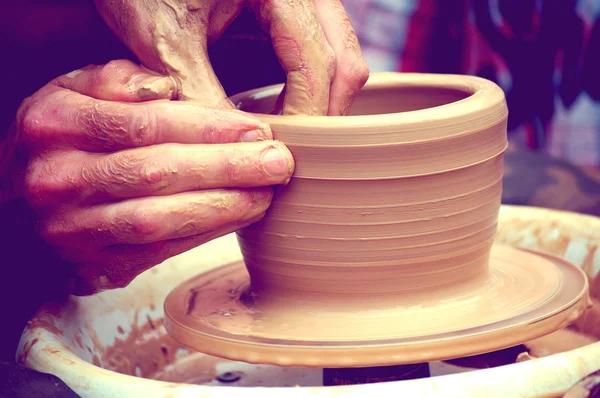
162,73,585,366
231,72,508,309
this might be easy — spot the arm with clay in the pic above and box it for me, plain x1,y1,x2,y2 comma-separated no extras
93,0,370,115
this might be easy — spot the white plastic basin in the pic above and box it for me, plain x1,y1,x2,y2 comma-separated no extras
17,205,600,397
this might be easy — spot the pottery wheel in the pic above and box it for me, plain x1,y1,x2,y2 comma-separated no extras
164,245,588,367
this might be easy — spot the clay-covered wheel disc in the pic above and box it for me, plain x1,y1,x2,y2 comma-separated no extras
163,245,589,367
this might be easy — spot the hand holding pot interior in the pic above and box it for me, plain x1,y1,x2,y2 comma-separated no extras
93,0,370,115
7,60,294,295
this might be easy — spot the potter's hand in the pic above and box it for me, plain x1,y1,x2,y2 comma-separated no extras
93,0,369,115
7,60,294,295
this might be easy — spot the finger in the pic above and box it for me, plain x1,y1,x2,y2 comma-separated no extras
55,60,179,102
313,0,370,116
252,0,336,115
40,188,272,250
18,90,272,151
36,141,294,205
68,214,262,295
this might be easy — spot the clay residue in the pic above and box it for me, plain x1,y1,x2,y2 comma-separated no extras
24,299,79,338
153,352,220,385
135,75,179,100
90,313,184,379
26,315,62,338
152,0,231,105
88,312,238,385
17,338,39,365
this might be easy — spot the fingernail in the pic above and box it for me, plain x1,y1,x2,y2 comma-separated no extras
241,130,261,142
261,147,291,177
252,189,272,202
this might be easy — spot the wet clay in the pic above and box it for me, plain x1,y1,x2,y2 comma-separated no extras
89,313,322,386
164,73,589,367
164,247,588,367
107,0,334,115
153,2,230,104
89,313,189,380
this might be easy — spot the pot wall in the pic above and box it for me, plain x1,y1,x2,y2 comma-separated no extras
235,73,509,301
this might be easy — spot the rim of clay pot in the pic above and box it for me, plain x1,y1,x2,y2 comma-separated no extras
229,72,507,148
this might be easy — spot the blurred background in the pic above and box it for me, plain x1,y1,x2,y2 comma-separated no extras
343,0,600,169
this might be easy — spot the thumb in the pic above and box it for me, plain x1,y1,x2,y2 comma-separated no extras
55,60,179,102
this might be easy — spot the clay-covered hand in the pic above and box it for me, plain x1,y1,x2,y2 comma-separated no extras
7,60,294,295
93,0,369,115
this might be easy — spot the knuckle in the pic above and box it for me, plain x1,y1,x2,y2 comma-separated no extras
17,98,44,142
139,162,169,190
73,101,130,148
22,159,65,207
22,162,45,201
250,188,274,209
128,105,156,146
354,59,371,88
341,58,370,93
36,213,81,250
36,217,64,243
96,63,116,86
207,108,273,143
98,60,134,85
224,151,245,184
124,207,161,239
83,149,168,195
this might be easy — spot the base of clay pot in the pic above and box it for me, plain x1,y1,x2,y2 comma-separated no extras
163,245,588,367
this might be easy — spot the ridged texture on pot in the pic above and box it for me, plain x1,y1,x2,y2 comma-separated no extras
235,73,509,302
